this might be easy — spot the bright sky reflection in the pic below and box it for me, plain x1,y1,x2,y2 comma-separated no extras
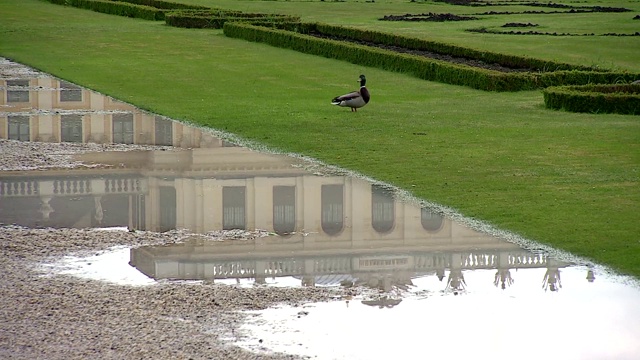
235,267,640,360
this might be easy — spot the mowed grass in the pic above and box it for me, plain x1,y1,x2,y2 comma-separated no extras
0,0,638,277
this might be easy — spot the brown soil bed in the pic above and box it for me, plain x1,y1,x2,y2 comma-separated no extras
380,13,479,22
308,32,534,73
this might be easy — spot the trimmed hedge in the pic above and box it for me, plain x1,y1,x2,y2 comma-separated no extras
113,0,207,10
224,22,535,91
165,10,300,29
224,22,640,91
543,84,640,114
40,0,166,20
293,23,601,73
40,0,207,20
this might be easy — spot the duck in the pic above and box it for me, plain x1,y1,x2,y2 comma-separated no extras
331,74,370,112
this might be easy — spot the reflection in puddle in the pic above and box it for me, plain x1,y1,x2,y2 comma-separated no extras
2,59,639,359
48,244,155,287
235,268,640,359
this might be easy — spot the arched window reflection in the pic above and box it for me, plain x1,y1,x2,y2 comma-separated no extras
372,185,394,233
421,208,444,232
273,186,295,235
223,186,245,230
159,186,176,232
321,184,343,235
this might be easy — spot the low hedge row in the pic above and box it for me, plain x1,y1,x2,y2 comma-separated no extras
224,22,640,91
272,22,600,73
224,22,534,91
40,0,166,20
543,84,640,114
165,10,300,29
113,0,207,10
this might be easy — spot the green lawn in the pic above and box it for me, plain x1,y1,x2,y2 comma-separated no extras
0,0,638,277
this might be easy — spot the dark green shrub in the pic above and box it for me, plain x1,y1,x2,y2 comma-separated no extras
114,0,208,10
52,0,167,20
41,0,68,4
543,84,640,114
301,23,602,73
224,22,640,91
223,22,538,91
166,10,299,29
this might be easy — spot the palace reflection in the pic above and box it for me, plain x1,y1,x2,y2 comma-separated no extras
1,67,573,296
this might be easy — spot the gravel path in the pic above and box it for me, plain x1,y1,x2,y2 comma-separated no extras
0,139,351,359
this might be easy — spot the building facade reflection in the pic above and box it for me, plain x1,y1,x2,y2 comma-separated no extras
1,63,573,297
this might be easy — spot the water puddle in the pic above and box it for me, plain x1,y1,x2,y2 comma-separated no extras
2,58,639,359
47,242,156,286
234,270,640,359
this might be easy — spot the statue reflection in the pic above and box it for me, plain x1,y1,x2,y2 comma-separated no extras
542,263,562,292
362,297,403,309
494,268,514,290
445,269,466,295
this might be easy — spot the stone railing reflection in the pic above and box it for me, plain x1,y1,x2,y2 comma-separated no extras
53,179,91,195
0,177,146,198
0,180,39,196
458,251,548,269
133,250,557,283
104,178,143,194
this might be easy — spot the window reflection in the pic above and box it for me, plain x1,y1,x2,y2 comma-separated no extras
159,186,176,232
273,186,295,235
61,114,83,143
6,80,29,103
223,186,246,230
59,80,82,102
112,113,134,144
321,184,343,235
8,116,30,141
372,185,394,233
154,116,173,146
421,208,444,232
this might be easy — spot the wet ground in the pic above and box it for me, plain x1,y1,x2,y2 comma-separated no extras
1,58,639,359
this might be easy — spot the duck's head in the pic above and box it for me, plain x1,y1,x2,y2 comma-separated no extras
358,74,366,87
